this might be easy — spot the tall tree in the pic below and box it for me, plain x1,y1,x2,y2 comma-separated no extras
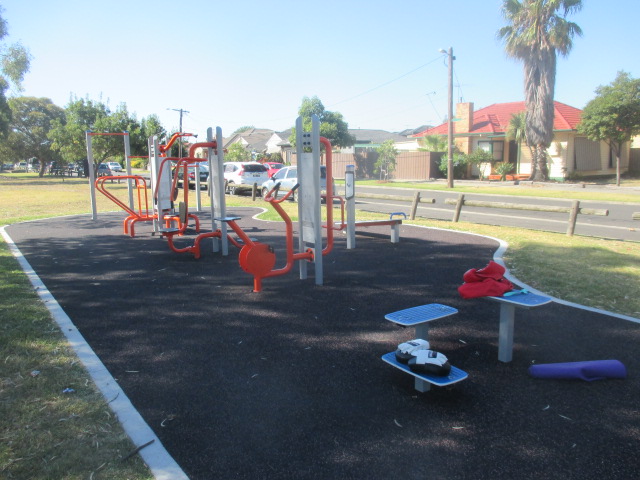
5,97,65,176
0,7,31,136
49,96,155,169
498,0,582,181
289,96,355,149
578,71,640,186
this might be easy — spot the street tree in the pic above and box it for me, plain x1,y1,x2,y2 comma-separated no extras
289,96,355,149
232,125,255,134
5,97,64,176
137,113,167,162
225,142,252,163
50,96,160,170
498,0,582,181
578,71,640,186
374,139,398,181
0,8,31,136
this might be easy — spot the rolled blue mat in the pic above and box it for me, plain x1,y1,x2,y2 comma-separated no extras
528,360,627,381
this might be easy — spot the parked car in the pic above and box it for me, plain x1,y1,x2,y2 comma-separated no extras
107,161,123,172
223,162,269,195
260,165,332,202
263,161,284,177
97,163,112,176
174,161,209,189
15,161,28,171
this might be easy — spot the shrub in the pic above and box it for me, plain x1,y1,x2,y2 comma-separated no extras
494,162,515,181
467,149,495,180
130,158,146,169
439,152,469,179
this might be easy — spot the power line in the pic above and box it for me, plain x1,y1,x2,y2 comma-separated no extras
328,56,443,108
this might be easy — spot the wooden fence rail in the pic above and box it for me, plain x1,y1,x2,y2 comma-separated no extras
444,194,609,236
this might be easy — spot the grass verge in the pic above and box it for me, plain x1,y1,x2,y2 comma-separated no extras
0,240,152,479
335,178,640,202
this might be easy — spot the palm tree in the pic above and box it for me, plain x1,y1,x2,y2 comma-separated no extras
505,111,530,176
418,134,448,152
498,0,582,181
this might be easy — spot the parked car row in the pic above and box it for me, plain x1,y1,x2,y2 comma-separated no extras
167,160,331,202
173,161,209,187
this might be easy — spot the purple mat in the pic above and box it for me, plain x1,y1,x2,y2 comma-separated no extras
529,360,627,381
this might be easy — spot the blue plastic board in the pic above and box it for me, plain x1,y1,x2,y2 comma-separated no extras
384,303,458,327
488,292,552,308
381,352,468,387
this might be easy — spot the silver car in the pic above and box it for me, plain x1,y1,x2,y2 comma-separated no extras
223,162,270,195
260,165,331,202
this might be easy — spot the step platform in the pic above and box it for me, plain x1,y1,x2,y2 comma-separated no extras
485,291,552,363
381,352,468,391
385,303,458,339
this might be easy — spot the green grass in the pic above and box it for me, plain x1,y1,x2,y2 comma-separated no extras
0,241,152,479
0,172,639,478
335,178,640,203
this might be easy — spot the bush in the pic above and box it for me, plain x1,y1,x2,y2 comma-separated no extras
494,162,515,181
439,152,469,179
130,158,146,169
467,149,494,180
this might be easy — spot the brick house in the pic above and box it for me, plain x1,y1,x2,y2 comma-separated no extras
413,101,630,180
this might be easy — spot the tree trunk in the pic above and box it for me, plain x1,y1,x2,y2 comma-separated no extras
529,145,549,181
528,146,538,181
616,151,621,187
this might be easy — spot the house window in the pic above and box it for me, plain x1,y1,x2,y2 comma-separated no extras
574,137,601,171
477,141,504,162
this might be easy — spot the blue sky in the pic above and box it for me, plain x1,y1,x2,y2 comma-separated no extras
2,0,639,137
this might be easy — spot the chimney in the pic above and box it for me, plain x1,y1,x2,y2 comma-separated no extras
455,102,474,134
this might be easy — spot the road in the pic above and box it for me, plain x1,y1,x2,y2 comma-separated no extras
345,184,640,242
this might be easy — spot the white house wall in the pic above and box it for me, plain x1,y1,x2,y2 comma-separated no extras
547,132,571,179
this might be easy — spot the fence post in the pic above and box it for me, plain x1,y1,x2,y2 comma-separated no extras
410,191,421,220
453,194,465,222
566,200,580,236
252,183,258,201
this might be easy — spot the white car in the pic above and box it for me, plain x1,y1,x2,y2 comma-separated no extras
260,165,332,202
107,162,123,172
223,162,270,195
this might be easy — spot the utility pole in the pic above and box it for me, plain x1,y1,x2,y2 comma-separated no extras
440,48,455,188
167,107,190,157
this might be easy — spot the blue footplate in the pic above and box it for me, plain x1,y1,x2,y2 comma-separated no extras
487,292,552,308
384,303,458,326
381,352,468,387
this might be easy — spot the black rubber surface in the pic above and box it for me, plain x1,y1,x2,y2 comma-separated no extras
7,208,640,480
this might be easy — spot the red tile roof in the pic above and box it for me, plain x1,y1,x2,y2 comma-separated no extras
412,101,582,137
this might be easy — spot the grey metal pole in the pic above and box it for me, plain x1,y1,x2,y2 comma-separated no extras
446,47,454,189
